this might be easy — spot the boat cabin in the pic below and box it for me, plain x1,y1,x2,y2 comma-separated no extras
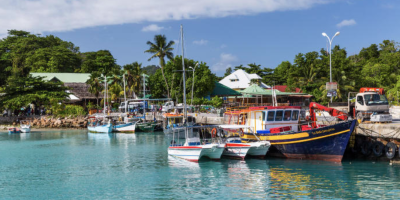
224,106,301,133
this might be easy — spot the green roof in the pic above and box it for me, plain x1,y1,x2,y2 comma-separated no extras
30,73,91,83
241,84,271,95
210,82,242,96
241,84,310,96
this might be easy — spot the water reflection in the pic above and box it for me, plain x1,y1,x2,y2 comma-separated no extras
265,159,350,199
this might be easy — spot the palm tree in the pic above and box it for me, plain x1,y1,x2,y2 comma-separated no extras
123,62,142,98
87,72,103,106
145,35,174,98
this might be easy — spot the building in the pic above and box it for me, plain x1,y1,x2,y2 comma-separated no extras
219,69,270,90
30,73,97,105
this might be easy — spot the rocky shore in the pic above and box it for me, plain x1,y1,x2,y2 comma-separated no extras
0,116,88,130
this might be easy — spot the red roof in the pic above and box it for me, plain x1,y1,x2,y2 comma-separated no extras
268,85,302,93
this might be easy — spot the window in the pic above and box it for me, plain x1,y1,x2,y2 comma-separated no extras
267,111,275,121
357,96,364,105
292,110,299,121
275,110,283,121
283,110,292,121
364,94,389,106
262,112,266,121
230,79,239,82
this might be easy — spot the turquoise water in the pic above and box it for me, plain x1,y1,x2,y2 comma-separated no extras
1,130,400,199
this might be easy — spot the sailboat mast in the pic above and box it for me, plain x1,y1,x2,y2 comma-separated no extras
104,75,106,115
181,24,187,123
123,73,126,113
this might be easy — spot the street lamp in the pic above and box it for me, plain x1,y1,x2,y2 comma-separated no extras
189,62,199,105
322,31,340,102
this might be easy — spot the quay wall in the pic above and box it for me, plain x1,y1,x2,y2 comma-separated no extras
0,116,88,130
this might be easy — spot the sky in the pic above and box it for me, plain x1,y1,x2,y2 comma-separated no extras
1,0,400,76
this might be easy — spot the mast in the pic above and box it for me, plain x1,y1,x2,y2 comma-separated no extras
143,73,146,117
181,24,187,124
103,74,106,115
123,73,127,113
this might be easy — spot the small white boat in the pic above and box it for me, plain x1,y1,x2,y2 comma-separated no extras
113,121,137,133
8,127,21,134
218,125,271,160
168,127,224,162
20,120,31,133
88,118,113,133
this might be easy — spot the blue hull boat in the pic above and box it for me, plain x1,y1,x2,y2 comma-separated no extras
241,120,357,162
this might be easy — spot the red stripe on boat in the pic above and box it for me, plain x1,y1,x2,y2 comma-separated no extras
226,143,251,147
169,146,202,149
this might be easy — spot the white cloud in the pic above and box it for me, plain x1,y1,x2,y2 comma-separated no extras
336,19,356,28
141,24,164,32
212,53,239,73
193,39,208,45
0,0,329,36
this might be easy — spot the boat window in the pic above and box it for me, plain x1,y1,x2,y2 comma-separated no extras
275,110,283,121
267,111,275,121
262,112,266,121
283,110,292,121
357,96,364,105
292,110,299,120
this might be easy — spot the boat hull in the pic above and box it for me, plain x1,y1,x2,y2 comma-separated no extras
168,144,222,162
8,128,21,134
247,141,271,159
20,125,31,133
202,144,225,160
241,120,357,162
168,146,203,162
113,123,136,133
88,124,113,133
222,143,251,160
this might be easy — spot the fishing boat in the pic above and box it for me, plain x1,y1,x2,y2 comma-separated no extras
135,118,159,132
8,127,21,134
225,104,357,162
168,25,224,162
20,120,31,133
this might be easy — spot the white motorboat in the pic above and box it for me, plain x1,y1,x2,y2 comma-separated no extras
168,128,223,161
218,125,271,160
20,120,31,133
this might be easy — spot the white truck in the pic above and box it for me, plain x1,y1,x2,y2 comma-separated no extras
161,101,191,113
348,87,392,122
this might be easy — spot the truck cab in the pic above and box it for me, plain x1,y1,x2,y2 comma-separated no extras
349,88,391,122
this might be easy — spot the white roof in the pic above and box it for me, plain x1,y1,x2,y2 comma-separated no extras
219,69,271,90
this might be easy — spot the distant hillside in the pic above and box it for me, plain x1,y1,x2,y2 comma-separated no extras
142,65,160,76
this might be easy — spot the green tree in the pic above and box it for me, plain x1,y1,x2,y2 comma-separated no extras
224,67,232,77
123,62,142,98
79,50,118,76
86,71,103,106
0,75,69,110
145,35,175,98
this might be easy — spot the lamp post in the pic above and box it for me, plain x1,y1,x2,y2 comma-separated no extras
322,31,340,103
189,63,198,106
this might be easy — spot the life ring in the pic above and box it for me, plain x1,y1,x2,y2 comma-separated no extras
211,128,217,138
361,141,371,156
372,141,384,157
385,142,397,159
